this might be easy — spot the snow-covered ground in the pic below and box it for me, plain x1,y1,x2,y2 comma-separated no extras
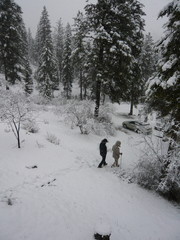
0,102,179,240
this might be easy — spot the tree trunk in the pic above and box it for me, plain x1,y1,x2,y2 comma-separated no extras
80,69,83,100
129,98,133,115
94,79,101,118
129,85,134,115
4,62,9,90
84,84,87,100
17,131,21,148
94,44,104,118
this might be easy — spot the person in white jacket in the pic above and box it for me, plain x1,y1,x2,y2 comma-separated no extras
111,141,122,167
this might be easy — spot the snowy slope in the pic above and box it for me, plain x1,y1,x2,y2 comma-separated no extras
0,103,179,240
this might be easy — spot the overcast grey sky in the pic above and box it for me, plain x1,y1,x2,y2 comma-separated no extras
14,0,170,41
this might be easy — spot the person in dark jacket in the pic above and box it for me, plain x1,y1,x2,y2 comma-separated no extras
98,138,108,168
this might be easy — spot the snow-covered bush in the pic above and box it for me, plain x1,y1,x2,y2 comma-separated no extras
98,103,113,124
64,100,115,136
134,152,163,190
31,94,51,105
0,90,33,148
94,103,115,136
46,133,60,145
65,100,94,134
92,121,115,136
22,119,39,133
157,150,180,202
134,137,180,203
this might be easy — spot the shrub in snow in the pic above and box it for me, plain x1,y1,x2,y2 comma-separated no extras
31,94,51,105
94,104,115,136
64,100,115,136
0,90,33,148
134,152,163,190
92,121,115,136
98,103,113,124
46,133,60,145
134,137,180,203
157,150,180,202
22,119,39,133
65,100,94,134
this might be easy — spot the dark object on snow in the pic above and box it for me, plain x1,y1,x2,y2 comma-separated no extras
94,233,111,240
7,198,13,206
98,139,108,168
41,178,56,187
26,165,38,169
31,165,37,168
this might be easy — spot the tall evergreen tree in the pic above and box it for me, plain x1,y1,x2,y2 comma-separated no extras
73,11,88,100
27,28,36,65
0,0,31,88
35,6,58,98
20,22,33,94
124,0,145,115
147,0,180,123
84,0,145,117
53,18,64,83
62,23,73,99
138,33,157,100
140,33,157,83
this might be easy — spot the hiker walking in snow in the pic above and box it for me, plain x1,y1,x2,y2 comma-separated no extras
111,141,122,167
98,138,108,168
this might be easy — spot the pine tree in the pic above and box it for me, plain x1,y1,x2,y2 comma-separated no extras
140,33,157,83
35,6,58,98
84,0,145,117
27,28,36,65
20,22,33,94
53,18,64,83
147,0,180,122
73,11,89,100
0,0,31,88
62,23,73,99
138,33,157,101
124,0,145,115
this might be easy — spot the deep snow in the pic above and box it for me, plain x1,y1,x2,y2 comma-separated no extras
0,102,179,240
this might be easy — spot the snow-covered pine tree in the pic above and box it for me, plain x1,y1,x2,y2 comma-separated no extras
19,22,33,95
84,0,145,117
140,33,157,83
123,0,145,115
0,0,31,88
34,25,41,64
143,1,180,202
53,18,64,83
35,6,58,98
62,23,73,99
147,0,180,123
27,28,36,65
73,11,89,100
139,33,157,99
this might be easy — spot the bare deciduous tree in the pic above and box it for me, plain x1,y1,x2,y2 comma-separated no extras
0,90,32,148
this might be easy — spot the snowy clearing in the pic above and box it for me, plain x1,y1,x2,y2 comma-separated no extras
0,103,179,240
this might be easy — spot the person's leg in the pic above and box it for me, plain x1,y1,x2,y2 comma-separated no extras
102,155,107,165
111,158,116,167
98,156,105,168
115,157,119,167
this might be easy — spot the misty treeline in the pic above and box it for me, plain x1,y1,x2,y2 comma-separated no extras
0,0,179,201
